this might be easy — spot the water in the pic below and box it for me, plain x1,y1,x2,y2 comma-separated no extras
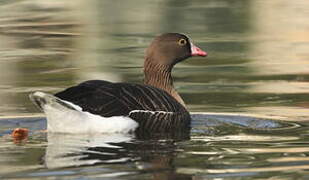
0,115,308,179
0,0,309,179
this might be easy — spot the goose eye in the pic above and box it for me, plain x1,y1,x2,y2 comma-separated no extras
178,38,187,46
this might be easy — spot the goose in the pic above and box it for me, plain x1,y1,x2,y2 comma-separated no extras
30,33,207,135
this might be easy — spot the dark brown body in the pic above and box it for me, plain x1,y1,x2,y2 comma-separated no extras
55,80,191,136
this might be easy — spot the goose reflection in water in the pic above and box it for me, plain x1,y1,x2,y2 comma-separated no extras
44,132,192,180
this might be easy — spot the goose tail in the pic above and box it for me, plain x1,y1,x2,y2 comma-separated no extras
29,91,86,133
29,91,138,134
29,91,81,112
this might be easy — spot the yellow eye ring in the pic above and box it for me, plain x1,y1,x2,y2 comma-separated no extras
178,38,187,46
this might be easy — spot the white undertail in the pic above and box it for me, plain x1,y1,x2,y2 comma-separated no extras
29,92,138,134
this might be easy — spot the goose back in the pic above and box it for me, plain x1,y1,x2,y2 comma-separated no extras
55,80,191,133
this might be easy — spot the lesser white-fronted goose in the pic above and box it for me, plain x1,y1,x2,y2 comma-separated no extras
30,33,207,135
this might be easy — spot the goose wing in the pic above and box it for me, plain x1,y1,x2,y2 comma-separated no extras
55,80,185,117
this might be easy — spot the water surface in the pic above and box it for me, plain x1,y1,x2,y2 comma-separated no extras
0,114,308,179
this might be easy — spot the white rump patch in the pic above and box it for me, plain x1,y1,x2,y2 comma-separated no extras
31,92,138,134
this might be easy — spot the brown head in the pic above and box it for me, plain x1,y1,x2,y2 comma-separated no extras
145,33,207,66
144,33,207,107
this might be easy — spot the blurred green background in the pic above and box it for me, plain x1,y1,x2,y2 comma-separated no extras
0,0,308,120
